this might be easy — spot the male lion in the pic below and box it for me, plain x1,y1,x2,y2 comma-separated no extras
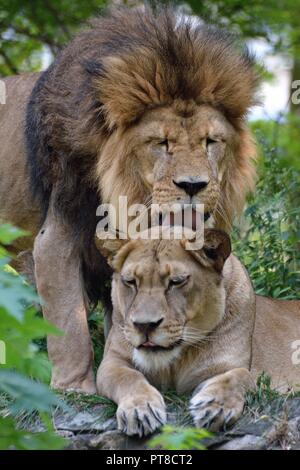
96,230,300,436
0,7,259,392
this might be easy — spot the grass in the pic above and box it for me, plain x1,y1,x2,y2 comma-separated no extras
2,370,300,450
246,372,281,410
0,389,117,435
0,392,42,431
245,372,300,420
58,391,117,420
163,390,192,426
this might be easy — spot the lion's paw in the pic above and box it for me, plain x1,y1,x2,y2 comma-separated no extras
117,396,167,437
189,388,244,432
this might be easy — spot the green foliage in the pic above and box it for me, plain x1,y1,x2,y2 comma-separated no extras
252,116,300,171
185,0,300,53
0,223,27,245
246,372,281,411
0,415,64,450
1,0,300,76
0,371,63,414
0,0,107,75
0,225,61,380
0,223,66,450
148,425,212,450
233,120,300,299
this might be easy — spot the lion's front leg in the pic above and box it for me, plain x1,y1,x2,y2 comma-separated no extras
189,368,255,432
97,344,166,436
33,210,96,394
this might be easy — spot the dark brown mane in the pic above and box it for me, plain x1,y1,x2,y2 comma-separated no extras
86,6,259,129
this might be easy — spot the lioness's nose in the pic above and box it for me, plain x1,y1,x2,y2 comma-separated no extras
133,318,163,334
173,177,209,197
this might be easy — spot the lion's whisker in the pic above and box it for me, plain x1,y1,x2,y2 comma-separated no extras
215,201,231,230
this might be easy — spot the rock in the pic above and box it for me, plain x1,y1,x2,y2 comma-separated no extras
211,397,300,450
88,430,147,450
53,396,300,450
54,406,116,433
216,434,264,450
64,430,148,450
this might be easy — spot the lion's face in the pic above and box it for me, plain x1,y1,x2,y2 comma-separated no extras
107,230,231,371
98,101,245,231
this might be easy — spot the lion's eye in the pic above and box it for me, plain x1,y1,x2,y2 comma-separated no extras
206,137,218,147
158,139,169,151
168,275,190,289
121,277,137,288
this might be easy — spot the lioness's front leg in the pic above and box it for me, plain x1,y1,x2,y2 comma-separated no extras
189,368,255,432
33,210,96,393
97,341,166,437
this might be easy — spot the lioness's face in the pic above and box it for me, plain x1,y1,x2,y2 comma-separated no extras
99,101,237,225
110,231,230,370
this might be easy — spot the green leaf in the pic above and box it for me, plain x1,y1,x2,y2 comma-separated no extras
0,416,65,450
0,224,28,245
148,425,213,451
0,370,66,414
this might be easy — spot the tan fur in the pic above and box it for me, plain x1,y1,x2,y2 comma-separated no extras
0,7,259,392
96,231,256,435
33,209,96,393
0,74,41,252
96,104,257,232
252,296,300,391
96,232,300,436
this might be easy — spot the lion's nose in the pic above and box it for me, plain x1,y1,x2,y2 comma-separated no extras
133,318,163,334
173,177,209,197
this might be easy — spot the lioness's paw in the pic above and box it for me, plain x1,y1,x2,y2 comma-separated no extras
189,390,244,432
189,369,253,432
117,396,167,437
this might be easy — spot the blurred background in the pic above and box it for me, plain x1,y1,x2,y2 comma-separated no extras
0,0,299,451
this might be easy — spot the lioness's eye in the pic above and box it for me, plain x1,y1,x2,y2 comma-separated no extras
121,277,137,288
168,275,190,289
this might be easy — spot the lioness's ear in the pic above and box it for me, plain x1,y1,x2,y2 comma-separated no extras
94,231,127,267
183,229,231,273
202,229,231,272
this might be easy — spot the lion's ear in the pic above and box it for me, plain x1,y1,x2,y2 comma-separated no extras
184,229,231,273
95,231,127,267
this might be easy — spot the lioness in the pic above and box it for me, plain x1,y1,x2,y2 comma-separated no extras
0,6,259,392
96,230,300,436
